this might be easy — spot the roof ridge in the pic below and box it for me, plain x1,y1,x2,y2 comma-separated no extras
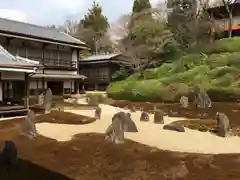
0,17,86,45
61,31,86,44
0,44,18,61
0,17,64,34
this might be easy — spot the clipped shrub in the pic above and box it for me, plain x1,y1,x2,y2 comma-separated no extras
106,37,240,102
207,37,240,54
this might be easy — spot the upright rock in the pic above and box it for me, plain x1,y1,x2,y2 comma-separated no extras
112,111,138,132
105,117,125,144
94,106,102,119
0,141,18,168
140,111,149,122
21,110,37,139
154,109,165,124
88,96,99,106
123,112,138,132
38,93,44,106
180,96,188,108
193,86,212,109
216,112,230,137
106,111,138,144
44,88,52,114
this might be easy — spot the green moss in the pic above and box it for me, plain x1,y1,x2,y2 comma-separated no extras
107,38,240,102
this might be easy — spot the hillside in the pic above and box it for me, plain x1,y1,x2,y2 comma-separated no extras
107,38,240,102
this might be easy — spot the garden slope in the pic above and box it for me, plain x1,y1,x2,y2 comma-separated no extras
107,37,240,102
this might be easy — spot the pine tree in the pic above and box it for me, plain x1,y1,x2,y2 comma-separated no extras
78,1,110,54
132,0,151,13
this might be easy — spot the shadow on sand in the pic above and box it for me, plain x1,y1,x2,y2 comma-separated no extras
0,158,73,180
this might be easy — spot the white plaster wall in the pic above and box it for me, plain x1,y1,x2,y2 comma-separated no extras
72,49,78,69
64,80,71,88
1,72,25,80
72,49,77,62
29,81,37,89
29,80,47,89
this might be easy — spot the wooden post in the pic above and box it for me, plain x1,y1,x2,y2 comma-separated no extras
42,44,46,92
76,49,80,94
24,73,29,109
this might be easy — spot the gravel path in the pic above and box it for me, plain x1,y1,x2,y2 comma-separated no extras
36,104,240,154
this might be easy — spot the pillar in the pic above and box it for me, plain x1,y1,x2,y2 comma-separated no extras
24,73,29,109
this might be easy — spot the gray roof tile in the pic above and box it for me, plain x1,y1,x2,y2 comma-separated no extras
0,45,37,67
81,53,121,61
0,18,85,46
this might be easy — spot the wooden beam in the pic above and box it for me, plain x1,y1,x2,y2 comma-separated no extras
76,48,80,94
76,49,80,74
42,43,46,65
24,73,29,109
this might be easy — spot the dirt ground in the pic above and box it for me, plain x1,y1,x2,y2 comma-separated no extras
1,131,240,180
110,100,240,135
1,103,240,179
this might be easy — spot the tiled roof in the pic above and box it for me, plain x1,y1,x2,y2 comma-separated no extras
0,45,38,68
0,18,85,46
80,53,121,61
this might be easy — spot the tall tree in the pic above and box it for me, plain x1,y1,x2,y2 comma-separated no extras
132,0,152,13
167,0,198,49
77,1,111,54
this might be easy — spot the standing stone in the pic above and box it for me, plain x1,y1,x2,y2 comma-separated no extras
95,106,102,119
38,93,44,106
193,86,212,117
140,111,149,122
0,141,18,168
22,110,37,139
216,112,230,137
44,88,52,114
88,96,99,106
123,112,138,132
112,112,138,132
106,111,138,144
130,105,136,112
105,117,125,144
154,109,165,124
180,96,188,108
194,86,212,108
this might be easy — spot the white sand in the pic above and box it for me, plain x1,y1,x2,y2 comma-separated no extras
36,104,240,154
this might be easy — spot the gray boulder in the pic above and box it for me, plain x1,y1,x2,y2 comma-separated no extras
140,111,149,122
154,109,165,124
94,106,102,119
216,112,230,137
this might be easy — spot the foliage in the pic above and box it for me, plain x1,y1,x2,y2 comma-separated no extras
85,92,107,104
167,0,212,50
129,18,179,59
107,38,240,102
132,0,151,13
77,1,110,54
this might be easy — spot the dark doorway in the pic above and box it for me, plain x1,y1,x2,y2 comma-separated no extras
3,81,25,104
47,81,63,95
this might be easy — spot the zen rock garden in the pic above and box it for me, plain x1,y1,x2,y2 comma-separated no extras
0,86,240,180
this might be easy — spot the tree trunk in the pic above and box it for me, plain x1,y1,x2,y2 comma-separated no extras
228,12,233,38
